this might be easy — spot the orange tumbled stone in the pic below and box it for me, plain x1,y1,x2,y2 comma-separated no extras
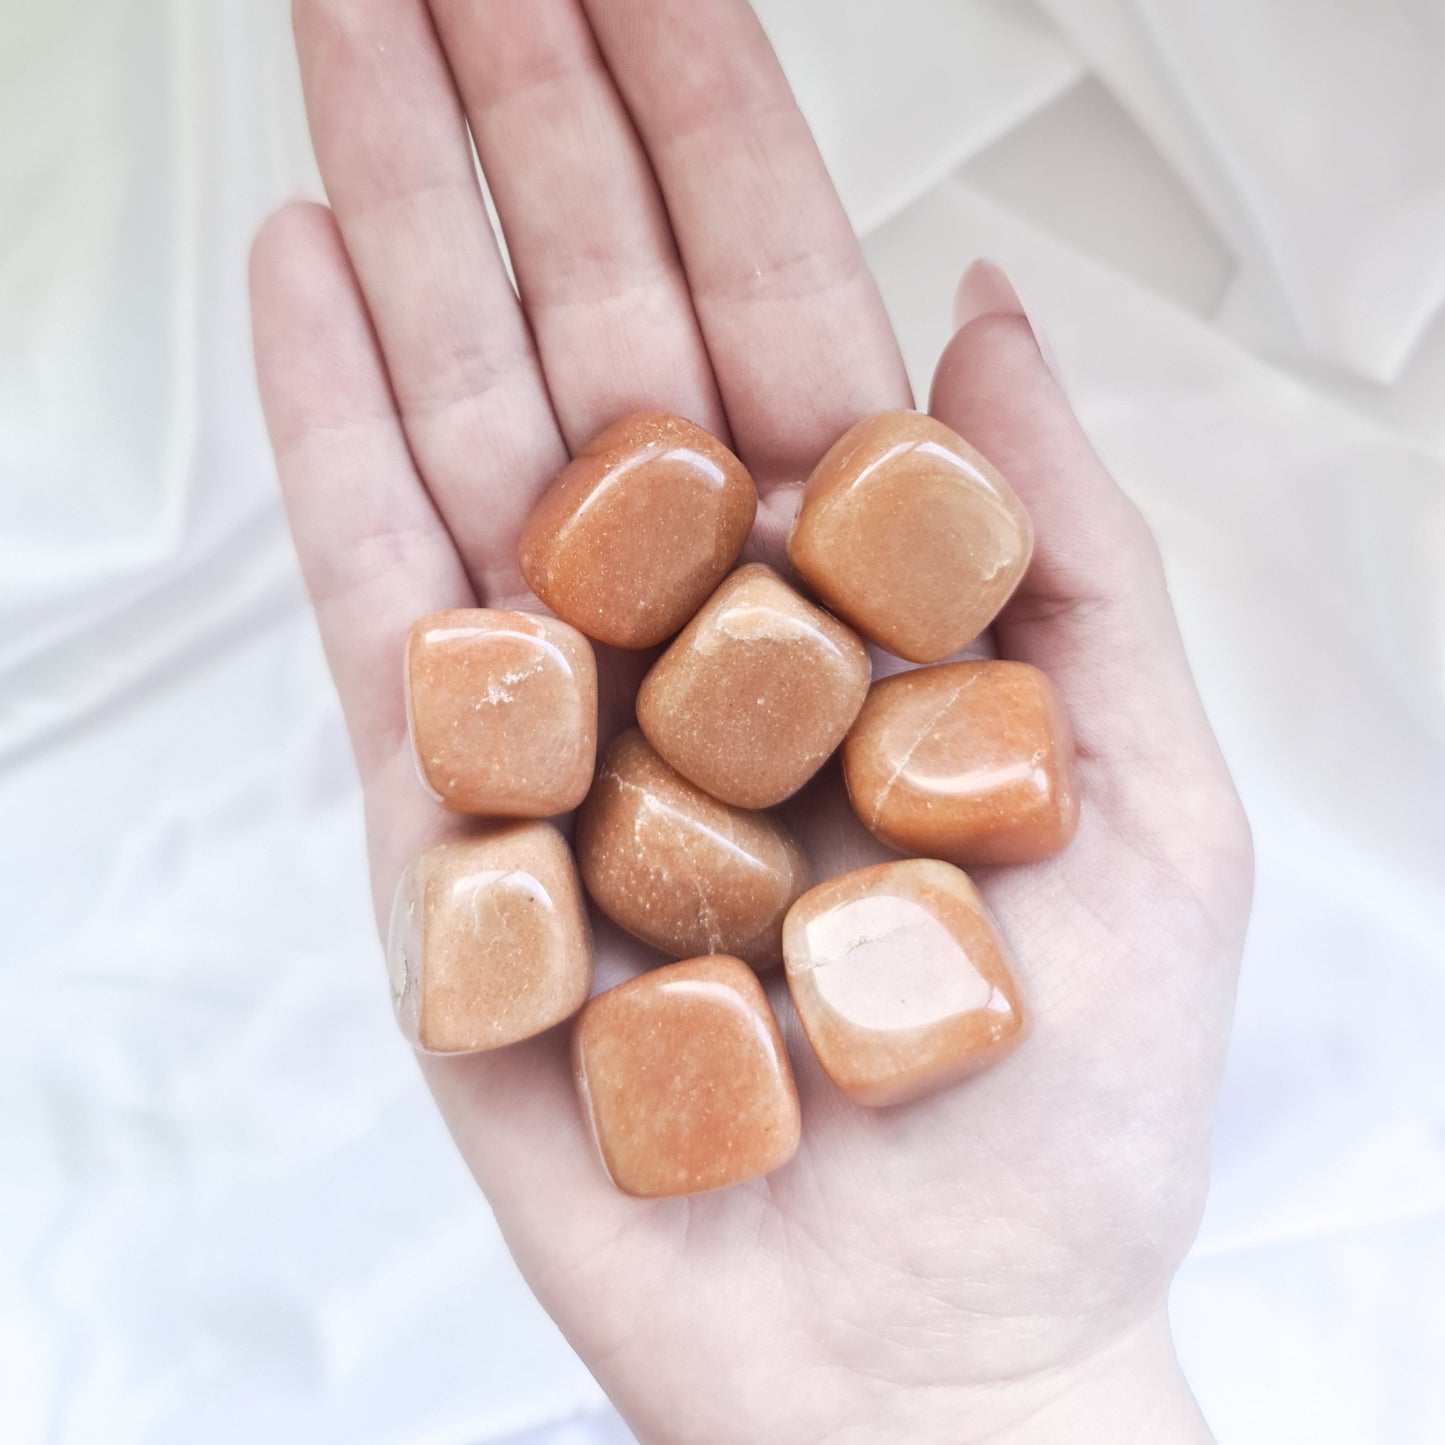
518,412,758,649
783,859,1026,1107
788,410,1033,663
387,825,593,1054
577,731,812,969
636,564,871,809
406,609,597,816
573,955,801,1197
843,660,1079,866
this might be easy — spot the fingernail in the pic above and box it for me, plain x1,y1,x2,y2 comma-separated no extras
952,259,1064,386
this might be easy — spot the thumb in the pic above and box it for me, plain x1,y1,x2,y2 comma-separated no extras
931,262,1247,886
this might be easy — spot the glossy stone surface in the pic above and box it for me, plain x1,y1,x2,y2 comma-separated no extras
636,564,871,809
783,859,1026,1107
518,412,758,649
573,955,801,1197
844,660,1079,866
406,609,597,816
387,825,592,1054
577,731,812,969
788,410,1033,663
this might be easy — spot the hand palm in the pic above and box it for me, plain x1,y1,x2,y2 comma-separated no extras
252,2,1251,1440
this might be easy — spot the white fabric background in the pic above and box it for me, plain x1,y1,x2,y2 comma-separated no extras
2,1,1443,1441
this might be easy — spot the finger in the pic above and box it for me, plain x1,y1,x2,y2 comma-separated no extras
580,0,911,484
250,198,626,1234
250,200,473,788
293,0,567,600
928,266,1245,856
251,201,471,913
428,0,727,449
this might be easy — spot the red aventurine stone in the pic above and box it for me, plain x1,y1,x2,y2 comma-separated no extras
387,825,593,1054
843,660,1079,866
783,859,1026,1107
406,609,597,817
788,410,1032,663
636,564,871,809
518,412,757,649
573,955,801,1197
576,731,812,969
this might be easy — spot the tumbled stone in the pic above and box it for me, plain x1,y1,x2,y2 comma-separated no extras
783,859,1026,1107
573,955,801,1197
387,825,592,1054
518,412,757,649
576,731,811,969
406,608,597,816
788,410,1033,663
843,660,1079,866
636,564,871,809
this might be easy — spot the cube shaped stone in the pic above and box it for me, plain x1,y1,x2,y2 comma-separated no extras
783,859,1026,1107
406,608,596,816
573,955,801,1197
387,825,592,1053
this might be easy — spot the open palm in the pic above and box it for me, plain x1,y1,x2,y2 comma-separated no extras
251,2,1252,1440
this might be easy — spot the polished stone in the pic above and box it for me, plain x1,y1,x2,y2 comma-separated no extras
843,660,1079,865
518,412,757,649
387,825,593,1054
406,608,597,816
573,955,801,1197
577,731,812,969
636,564,871,809
783,859,1026,1106
788,410,1033,663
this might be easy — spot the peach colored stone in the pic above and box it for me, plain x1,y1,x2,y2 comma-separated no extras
788,410,1033,663
387,825,593,1054
573,955,800,1197
636,564,871,809
518,412,758,649
783,859,1026,1107
576,731,812,969
843,660,1079,866
406,609,597,816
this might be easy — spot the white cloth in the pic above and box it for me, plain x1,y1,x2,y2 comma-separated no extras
2,1,1442,1441
1038,0,1445,383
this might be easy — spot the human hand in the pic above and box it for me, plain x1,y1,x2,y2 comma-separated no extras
250,2,1253,1440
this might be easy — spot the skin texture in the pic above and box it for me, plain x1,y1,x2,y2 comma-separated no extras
250,3,1253,1442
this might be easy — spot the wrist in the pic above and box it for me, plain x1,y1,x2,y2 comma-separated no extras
972,1313,1211,1445
825,1310,1211,1445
